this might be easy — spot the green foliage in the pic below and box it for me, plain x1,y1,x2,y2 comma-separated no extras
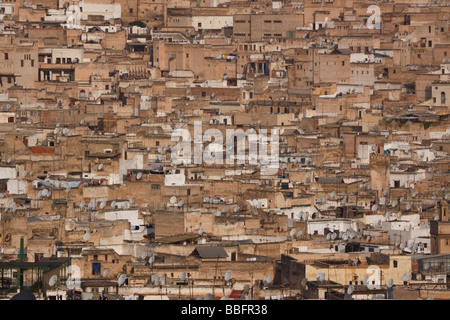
423,121,432,129
31,281,41,293
129,21,147,28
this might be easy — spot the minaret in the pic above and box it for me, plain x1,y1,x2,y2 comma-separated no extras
370,141,390,195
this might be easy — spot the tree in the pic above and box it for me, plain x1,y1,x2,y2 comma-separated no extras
129,20,146,28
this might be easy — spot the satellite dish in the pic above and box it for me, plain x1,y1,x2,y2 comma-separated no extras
56,123,60,128
392,201,398,208
401,273,411,282
180,272,187,281
100,201,106,209
79,201,85,209
363,276,369,285
406,204,411,211
22,171,27,177
198,227,204,236
387,278,394,288
204,293,213,300
49,275,58,287
170,196,177,204
290,229,296,237
300,278,308,288
400,241,406,249
7,158,11,164
326,233,331,240
111,201,116,208
371,204,378,212
424,263,430,271
80,119,85,125
83,232,90,241
62,128,68,135
118,274,127,286
38,191,42,198
347,285,354,295
297,230,303,238
54,128,59,135
103,269,109,277
264,275,273,284
224,270,232,281
178,199,184,207
98,163,104,170
136,172,142,180
148,255,155,264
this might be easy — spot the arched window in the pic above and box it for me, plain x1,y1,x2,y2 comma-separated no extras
80,90,86,99
441,92,446,104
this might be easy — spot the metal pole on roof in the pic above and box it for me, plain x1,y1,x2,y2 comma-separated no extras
18,236,25,292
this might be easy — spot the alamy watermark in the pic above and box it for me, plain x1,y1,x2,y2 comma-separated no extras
171,121,280,175
366,5,381,30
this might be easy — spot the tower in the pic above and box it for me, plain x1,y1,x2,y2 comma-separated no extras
369,141,390,195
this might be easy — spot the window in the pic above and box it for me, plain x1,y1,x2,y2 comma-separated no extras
151,184,160,190
92,263,101,275
4,53,8,60
31,60,34,67
441,92,446,104
393,260,398,268
21,60,24,67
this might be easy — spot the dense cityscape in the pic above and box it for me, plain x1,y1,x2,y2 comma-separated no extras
0,0,449,302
